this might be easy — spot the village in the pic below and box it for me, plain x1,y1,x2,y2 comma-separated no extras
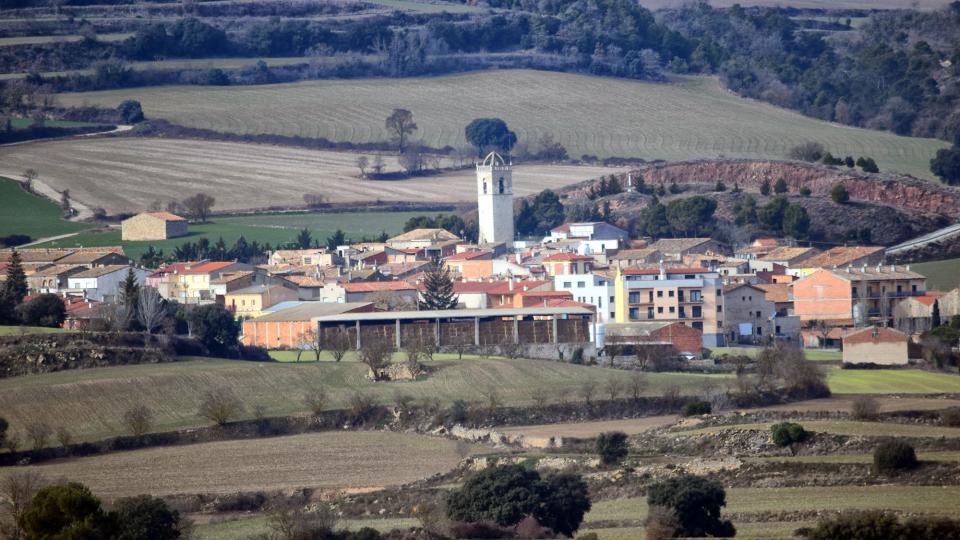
2,152,957,368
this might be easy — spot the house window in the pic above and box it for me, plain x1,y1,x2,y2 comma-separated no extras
668,290,675,297
852,286,858,298
563,282,572,288
717,305,723,313
499,177,505,193
692,306,702,318
577,281,585,287
647,307,654,319
679,308,686,318
757,327,763,336
629,307,640,320
669,307,675,313
693,321,703,331
912,284,918,293
629,292,641,303
717,289,722,296
657,307,664,314
690,290,702,301
611,296,615,303
657,291,664,298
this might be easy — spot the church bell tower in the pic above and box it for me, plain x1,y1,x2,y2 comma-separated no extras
476,152,514,245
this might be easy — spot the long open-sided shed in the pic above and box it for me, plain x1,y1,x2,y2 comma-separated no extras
313,306,594,350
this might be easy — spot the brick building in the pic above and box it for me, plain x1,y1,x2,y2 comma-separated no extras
842,326,909,365
603,321,703,356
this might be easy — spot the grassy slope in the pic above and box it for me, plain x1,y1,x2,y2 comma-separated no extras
0,176,92,239
31,210,427,260
0,357,729,442
54,71,948,179
825,366,960,394
711,346,841,361
913,258,960,291
587,485,960,522
0,325,69,335
0,32,131,47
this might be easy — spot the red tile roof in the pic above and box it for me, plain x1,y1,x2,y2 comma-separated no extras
445,251,490,261
543,253,593,262
912,293,945,306
621,267,711,276
843,326,908,345
181,262,237,274
343,281,416,293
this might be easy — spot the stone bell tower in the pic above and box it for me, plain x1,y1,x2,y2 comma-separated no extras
476,151,514,245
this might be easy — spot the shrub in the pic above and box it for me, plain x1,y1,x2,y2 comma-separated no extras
788,141,825,162
831,183,850,204
347,392,378,426
446,464,590,537
851,396,879,420
595,431,629,466
770,422,808,447
646,474,735,538
123,404,154,436
25,422,52,450
941,407,960,427
810,511,960,540
570,347,584,364
799,186,812,196
198,387,244,426
113,495,182,540
681,401,711,417
304,389,328,416
873,441,918,473
20,482,113,539
446,521,513,539
644,505,680,540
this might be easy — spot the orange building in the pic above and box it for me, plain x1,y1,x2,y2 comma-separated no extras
443,251,494,280
793,266,926,325
542,253,594,276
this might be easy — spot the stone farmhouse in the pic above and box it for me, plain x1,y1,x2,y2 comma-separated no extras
121,212,188,241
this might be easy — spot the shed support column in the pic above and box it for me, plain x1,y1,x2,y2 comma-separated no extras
395,319,401,350
513,317,519,344
435,318,441,347
474,317,480,346
355,320,361,350
552,317,559,344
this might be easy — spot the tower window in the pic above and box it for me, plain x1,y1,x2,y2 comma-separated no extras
499,177,505,193
482,181,487,194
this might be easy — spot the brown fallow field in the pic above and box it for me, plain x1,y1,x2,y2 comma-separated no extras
0,138,624,214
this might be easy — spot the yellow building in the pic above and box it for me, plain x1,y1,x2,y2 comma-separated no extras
225,284,299,318
614,266,725,347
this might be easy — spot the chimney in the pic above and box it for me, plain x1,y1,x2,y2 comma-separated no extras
658,259,666,280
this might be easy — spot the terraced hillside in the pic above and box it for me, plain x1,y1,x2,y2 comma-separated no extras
54,71,948,179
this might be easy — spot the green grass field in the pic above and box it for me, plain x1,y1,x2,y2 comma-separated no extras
0,176,92,239
0,56,322,81
53,71,948,179
825,366,960,394
31,210,427,260
0,32,131,47
913,258,960,291
586,485,960,523
0,357,729,442
711,347,842,362
0,325,70,335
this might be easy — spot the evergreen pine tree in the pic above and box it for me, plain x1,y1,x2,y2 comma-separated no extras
932,299,942,328
420,264,458,310
760,179,771,196
0,250,28,324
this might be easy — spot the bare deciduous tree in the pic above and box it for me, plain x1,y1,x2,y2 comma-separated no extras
267,502,338,540
24,422,51,450
21,169,36,193
297,328,322,362
605,378,624,401
303,388,328,416
482,386,501,412
328,331,351,362
579,381,597,405
529,387,548,409
137,286,165,334
198,388,244,425
359,339,392,381
0,471,46,540
385,108,417,152
356,155,369,178
55,426,72,448
371,154,385,175
181,192,216,223
628,372,648,401
123,404,154,436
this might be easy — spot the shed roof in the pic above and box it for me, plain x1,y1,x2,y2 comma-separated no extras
313,306,592,322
